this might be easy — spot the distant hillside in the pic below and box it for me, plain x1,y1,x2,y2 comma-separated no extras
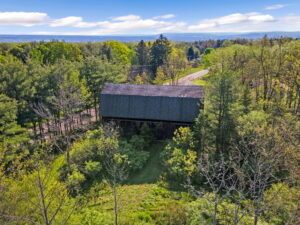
165,32,300,41
0,32,300,42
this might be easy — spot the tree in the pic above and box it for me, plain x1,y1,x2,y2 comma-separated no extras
136,40,149,68
164,49,188,85
153,66,167,84
104,41,134,65
162,127,197,189
0,94,28,171
197,71,240,154
33,75,88,168
187,154,234,225
102,123,129,225
150,34,172,78
0,157,82,225
187,47,195,61
80,57,126,120
230,110,294,225
0,57,35,125
30,41,82,65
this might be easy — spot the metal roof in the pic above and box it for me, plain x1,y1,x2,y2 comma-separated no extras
102,83,204,98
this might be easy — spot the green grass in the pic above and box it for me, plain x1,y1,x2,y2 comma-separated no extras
89,184,190,225
192,71,211,86
192,78,206,86
128,142,166,184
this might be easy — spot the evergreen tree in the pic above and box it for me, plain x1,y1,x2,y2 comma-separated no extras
136,40,149,66
187,47,195,61
195,71,241,154
135,40,150,75
0,94,28,170
150,34,172,78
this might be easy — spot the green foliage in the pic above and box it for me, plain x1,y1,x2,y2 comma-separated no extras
162,127,197,188
140,123,153,147
187,195,256,225
264,183,300,224
67,127,150,193
31,41,82,64
67,165,86,194
150,34,172,77
1,158,79,225
105,40,134,65
198,70,241,154
136,40,150,66
73,209,113,225
0,94,28,169
121,140,150,171
67,129,106,191
204,47,213,55
80,56,126,110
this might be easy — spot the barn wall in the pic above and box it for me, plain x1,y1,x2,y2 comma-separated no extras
100,94,202,123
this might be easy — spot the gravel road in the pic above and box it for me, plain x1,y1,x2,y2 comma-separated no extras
164,69,209,85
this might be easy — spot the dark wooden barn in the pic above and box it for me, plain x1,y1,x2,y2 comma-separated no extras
100,83,204,124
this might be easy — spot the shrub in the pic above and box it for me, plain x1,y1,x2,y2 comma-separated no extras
121,140,150,171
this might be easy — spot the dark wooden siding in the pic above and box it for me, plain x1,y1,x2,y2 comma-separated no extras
101,93,202,123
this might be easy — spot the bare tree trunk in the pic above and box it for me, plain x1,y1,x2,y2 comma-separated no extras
33,122,37,137
254,211,259,225
47,121,51,134
94,98,98,121
37,171,50,225
38,120,43,136
113,183,118,225
213,203,218,225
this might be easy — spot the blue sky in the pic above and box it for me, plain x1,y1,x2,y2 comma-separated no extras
0,0,300,35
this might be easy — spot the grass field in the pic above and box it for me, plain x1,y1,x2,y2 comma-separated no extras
86,183,189,225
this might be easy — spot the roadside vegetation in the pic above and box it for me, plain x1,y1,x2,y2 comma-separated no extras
0,35,299,225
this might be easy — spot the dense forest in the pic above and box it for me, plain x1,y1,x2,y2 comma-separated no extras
0,35,299,225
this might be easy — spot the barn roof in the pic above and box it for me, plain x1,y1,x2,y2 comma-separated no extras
102,83,204,98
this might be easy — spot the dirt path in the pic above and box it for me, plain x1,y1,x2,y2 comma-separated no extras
164,69,209,85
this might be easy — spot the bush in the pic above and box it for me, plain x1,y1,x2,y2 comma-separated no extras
121,140,150,171
264,183,300,225
161,127,197,188
67,166,86,194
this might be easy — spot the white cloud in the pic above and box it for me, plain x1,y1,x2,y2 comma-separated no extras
50,14,169,34
156,22,186,33
187,12,275,32
265,4,286,10
0,12,48,26
87,18,169,35
153,14,175,19
112,15,141,21
248,14,275,23
279,15,300,30
51,16,83,27
50,16,107,28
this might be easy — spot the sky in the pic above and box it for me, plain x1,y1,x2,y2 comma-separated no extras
0,0,300,35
